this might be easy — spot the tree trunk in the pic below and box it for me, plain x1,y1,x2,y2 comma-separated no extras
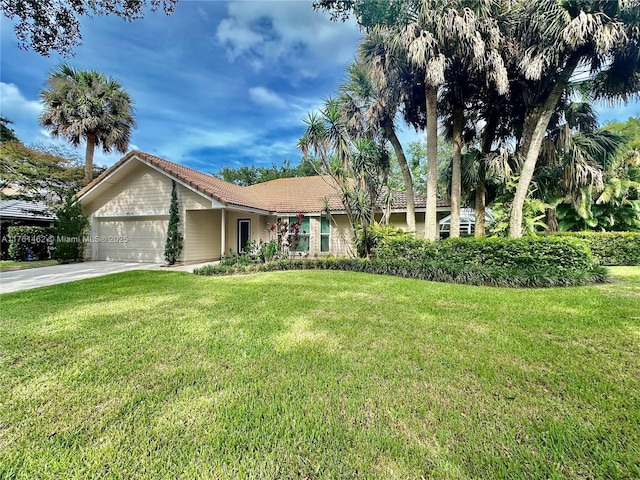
85,133,96,183
475,187,486,236
385,124,416,232
545,208,558,232
509,56,579,238
425,85,439,241
450,104,464,238
475,108,497,237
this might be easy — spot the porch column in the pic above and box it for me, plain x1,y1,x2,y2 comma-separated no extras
220,208,226,258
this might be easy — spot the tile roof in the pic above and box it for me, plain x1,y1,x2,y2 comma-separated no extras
78,151,449,214
78,151,266,211
246,175,345,213
381,188,449,209
0,199,54,221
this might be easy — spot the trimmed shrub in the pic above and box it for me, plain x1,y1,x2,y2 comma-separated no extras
7,226,54,261
551,232,640,265
375,236,595,272
194,236,607,287
164,180,183,265
53,196,89,263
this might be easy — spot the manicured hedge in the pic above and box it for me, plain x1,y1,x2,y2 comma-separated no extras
6,226,54,261
376,236,596,272
551,232,640,266
194,236,607,287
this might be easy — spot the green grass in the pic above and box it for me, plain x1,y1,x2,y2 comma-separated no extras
0,259,57,272
1,268,639,479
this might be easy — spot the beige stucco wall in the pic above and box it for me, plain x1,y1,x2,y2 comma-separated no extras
85,163,211,218
329,215,355,257
83,162,219,263
223,210,270,254
184,209,221,263
377,212,449,239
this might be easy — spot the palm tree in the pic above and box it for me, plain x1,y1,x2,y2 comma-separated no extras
357,29,419,232
396,2,446,241
507,0,639,237
298,98,390,257
39,64,135,183
396,1,510,239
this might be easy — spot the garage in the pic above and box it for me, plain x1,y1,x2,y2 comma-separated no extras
95,217,168,263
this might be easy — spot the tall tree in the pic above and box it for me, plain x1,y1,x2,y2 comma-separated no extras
39,64,135,183
437,4,509,237
0,141,86,203
298,98,390,257
357,30,419,231
398,4,445,240
164,180,183,265
507,0,640,237
1,0,178,56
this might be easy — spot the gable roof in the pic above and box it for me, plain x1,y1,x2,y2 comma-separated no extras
77,151,266,211
77,150,449,214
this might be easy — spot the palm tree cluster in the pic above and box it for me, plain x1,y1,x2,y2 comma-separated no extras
312,0,640,238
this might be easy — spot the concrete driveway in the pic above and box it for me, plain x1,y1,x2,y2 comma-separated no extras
0,261,162,294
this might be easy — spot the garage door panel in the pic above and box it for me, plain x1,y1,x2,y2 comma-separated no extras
97,218,168,262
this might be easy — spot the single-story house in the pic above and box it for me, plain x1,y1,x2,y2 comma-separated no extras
77,151,451,263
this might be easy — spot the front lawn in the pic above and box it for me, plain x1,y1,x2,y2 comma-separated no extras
1,268,639,479
0,259,57,272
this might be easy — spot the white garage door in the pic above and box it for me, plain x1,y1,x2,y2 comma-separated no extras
96,217,168,262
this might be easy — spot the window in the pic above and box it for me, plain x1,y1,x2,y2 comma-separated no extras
321,217,330,252
289,216,309,252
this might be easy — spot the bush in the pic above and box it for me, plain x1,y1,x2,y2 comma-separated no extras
193,236,608,288
53,195,89,263
375,235,596,271
164,180,183,265
551,232,640,265
7,226,54,261
354,222,413,258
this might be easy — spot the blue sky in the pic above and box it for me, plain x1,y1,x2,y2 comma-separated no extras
1,1,638,174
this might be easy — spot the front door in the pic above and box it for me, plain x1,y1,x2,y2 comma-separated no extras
237,219,250,252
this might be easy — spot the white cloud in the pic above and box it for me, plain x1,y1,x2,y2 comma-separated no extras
0,82,42,119
215,2,361,78
249,86,287,109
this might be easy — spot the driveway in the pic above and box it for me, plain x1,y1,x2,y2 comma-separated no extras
0,261,162,294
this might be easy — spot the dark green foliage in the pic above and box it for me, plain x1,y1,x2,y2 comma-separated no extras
376,236,596,271
2,0,178,56
164,180,183,265
354,222,414,258
552,232,640,265
194,235,607,288
220,239,291,266
53,196,89,263
6,226,53,261
0,117,19,143
213,159,319,186
1,140,86,203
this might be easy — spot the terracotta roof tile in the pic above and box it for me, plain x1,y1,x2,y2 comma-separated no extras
78,151,266,211
246,176,345,213
381,188,449,209
77,151,449,213
133,152,266,210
